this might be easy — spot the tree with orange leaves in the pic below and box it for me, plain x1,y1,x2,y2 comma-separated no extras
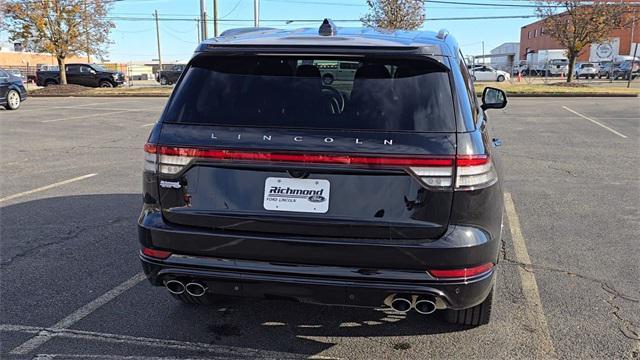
3,0,115,84
536,0,635,82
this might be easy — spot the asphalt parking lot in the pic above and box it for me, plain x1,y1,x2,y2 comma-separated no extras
1,96,638,359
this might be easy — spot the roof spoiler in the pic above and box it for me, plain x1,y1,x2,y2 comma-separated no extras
219,27,277,37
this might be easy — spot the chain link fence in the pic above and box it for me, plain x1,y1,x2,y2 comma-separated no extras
472,59,639,85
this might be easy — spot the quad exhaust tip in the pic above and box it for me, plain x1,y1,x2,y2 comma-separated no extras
390,297,413,313
414,299,437,315
385,294,439,314
164,279,208,297
165,280,185,295
185,282,207,297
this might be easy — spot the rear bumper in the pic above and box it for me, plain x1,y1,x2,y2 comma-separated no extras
138,211,500,310
140,253,495,310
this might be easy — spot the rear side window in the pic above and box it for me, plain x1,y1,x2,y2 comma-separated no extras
163,56,455,132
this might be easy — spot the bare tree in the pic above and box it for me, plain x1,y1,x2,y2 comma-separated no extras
536,0,634,82
362,0,425,30
3,0,115,84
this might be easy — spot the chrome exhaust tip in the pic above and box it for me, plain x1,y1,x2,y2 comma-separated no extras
390,297,412,313
185,282,207,297
414,299,437,315
165,280,185,295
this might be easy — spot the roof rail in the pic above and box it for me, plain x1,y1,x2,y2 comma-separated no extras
436,29,449,40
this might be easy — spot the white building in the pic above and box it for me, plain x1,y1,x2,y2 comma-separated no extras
489,42,520,70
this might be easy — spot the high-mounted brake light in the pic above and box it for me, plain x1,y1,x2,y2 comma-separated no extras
428,262,494,279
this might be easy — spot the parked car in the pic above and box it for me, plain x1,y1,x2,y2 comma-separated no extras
470,65,510,82
0,68,28,110
35,63,125,87
546,58,569,76
575,62,598,79
598,62,615,79
156,64,186,85
139,21,508,327
611,60,640,80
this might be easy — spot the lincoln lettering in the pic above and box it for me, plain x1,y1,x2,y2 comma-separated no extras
210,133,393,145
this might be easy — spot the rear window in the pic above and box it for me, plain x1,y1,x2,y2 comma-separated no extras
163,56,455,132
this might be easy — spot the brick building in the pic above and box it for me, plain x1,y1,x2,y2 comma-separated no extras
520,11,639,62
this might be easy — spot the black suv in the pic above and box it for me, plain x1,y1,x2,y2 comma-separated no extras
139,21,507,326
156,64,185,85
36,63,125,88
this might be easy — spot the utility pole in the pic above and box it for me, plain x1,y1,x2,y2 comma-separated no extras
254,0,260,27
213,0,219,37
628,8,637,88
200,0,208,40
196,18,201,43
154,10,162,76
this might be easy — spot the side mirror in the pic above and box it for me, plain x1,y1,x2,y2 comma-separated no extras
481,87,507,110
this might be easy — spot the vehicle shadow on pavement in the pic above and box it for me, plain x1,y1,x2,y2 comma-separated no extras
1,194,468,357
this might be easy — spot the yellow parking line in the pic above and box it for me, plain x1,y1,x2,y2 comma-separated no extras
504,192,557,358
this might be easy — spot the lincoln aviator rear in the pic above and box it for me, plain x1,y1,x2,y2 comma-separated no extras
138,21,508,326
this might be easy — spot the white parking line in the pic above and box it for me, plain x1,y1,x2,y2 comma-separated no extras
9,273,147,355
140,123,156,127
15,100,145,112
0,173,97,203
41,107,162,123
504,192,557,358
2,323,299,358
562,106,628,139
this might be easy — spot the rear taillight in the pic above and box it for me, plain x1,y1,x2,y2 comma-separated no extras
409,163,453,187
455,155,497,190
144,143,157,173
150,145,456,176
145,144,496,190
411,154,497,190
428,262,494,279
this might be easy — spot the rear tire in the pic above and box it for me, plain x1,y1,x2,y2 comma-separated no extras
6,90,21,110
160,76,169,85
44,80,58,87
169,291,216,305
444,287,494,326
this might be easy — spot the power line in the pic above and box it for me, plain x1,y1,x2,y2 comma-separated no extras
105,14,543,23
221,0,244,19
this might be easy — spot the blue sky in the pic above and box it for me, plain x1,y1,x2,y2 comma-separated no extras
5,0,542,62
